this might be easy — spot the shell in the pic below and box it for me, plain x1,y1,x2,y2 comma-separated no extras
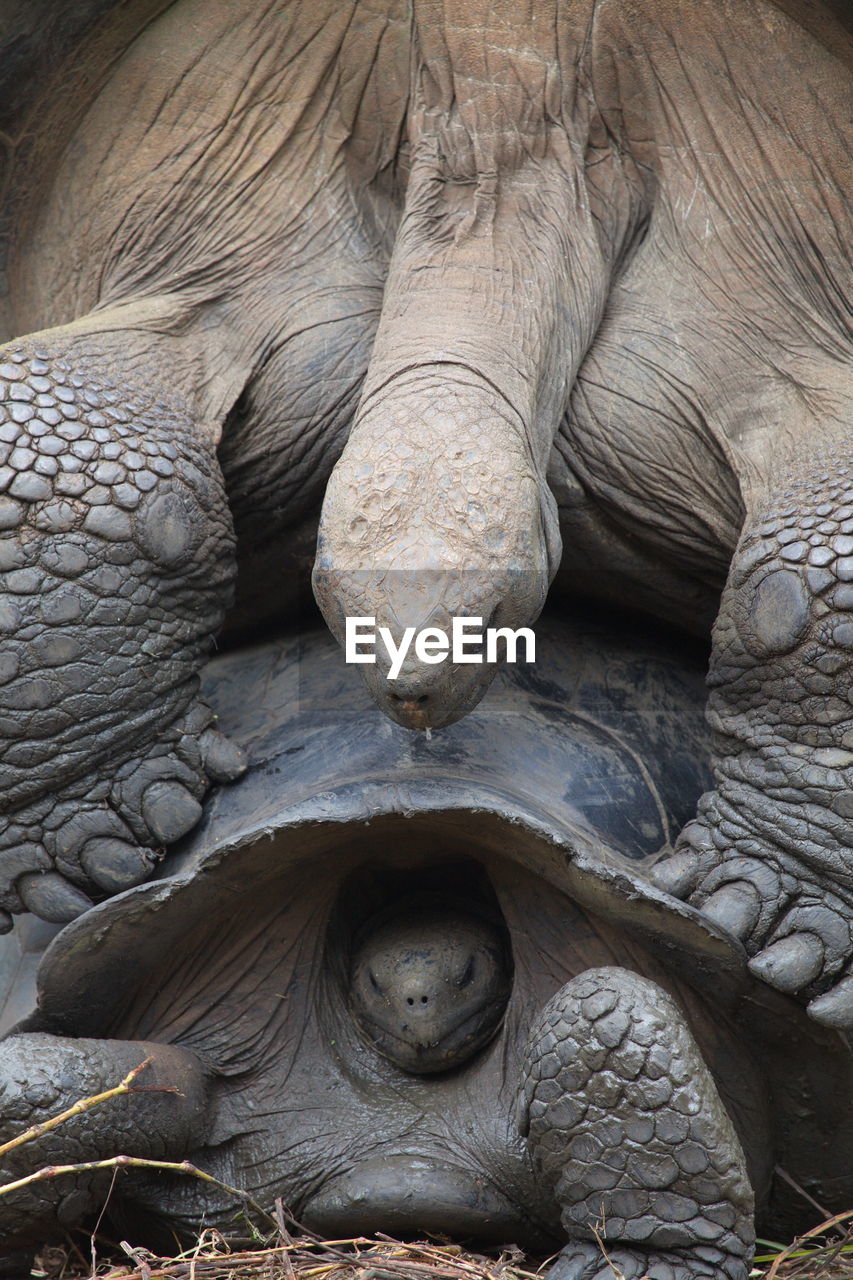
25,607,750,1035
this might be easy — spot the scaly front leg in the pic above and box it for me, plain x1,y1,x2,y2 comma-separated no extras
0,1033,209,1249
653,442,853,1028
518,968,754,1280
0,326,245,925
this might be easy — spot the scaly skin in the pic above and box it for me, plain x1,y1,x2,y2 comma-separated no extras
519,968,754,1280
652,448,853,1026
0,1034,208,1249
0,334,245,923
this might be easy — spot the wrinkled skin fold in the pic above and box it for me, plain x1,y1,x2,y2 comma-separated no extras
0,0,850,1028
0,970,756,1279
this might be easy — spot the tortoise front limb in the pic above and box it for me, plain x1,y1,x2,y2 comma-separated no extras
0,330,246,925
651,445,853,1028
518,968,754,1280
0,1032,209,1246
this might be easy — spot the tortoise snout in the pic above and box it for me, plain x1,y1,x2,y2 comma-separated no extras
389,962,470,1032
376,665,493,731
388,692,430,707
395,986,450,1038
387,689,432,729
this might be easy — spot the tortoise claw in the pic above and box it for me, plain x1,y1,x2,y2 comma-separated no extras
699,882,760,940
79,837,156,893
649,850,702,898
199,726,248,783
141,780,204,844
807,972,853,1031
16,872,93,923
748,933,824,994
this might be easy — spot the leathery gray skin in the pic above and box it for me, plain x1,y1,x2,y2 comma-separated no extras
312,0,853,1029
0,0,850,1035
0,902,756,1280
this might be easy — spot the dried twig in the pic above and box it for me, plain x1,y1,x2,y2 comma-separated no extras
274,1199,297,1280
764,1211,853,1280
87,1237,546,1280
0,1058,178,1159
773,1168,836,1230
0,1152,277,1235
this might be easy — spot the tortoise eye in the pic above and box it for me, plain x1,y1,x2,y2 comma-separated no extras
458,955,475,988
368,969,382,994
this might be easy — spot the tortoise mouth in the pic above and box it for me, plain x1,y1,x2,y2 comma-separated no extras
301,1155,529,1242
352,997,505,1074
362,662,496,731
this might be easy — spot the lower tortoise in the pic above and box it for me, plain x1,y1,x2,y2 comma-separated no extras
0,610,850,1279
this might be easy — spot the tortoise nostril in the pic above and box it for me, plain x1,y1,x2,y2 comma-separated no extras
406,996,414,1006
421,995,428,1004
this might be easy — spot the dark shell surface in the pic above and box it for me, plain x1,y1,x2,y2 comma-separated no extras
23,603,733,1031
0,605,850,1236
0,603,718,1029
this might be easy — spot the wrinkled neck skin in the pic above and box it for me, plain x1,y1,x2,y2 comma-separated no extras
313,0,643,729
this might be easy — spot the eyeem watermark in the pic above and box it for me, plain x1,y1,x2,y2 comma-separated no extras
345,616,535,679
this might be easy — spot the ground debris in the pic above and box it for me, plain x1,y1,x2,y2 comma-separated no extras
751,1211,853,1279
33,1233,543,1280
29,1216,853,1280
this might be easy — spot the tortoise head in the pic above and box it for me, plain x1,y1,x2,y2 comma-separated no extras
349,900,512,1074
312,373,560,732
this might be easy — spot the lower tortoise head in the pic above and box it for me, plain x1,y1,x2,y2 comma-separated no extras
349,899,512,1074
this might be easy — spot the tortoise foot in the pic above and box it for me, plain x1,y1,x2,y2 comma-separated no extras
550,1238,747,1280
0,697,246,925
0,1033,209,1246
652,459,853,1031
651,811,853,1031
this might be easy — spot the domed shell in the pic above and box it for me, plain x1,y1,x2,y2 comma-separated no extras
13,607,853,1221
28,607,758,1035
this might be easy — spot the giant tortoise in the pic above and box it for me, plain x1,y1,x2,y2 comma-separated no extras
0,611,849,1280
0,0,851,1031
